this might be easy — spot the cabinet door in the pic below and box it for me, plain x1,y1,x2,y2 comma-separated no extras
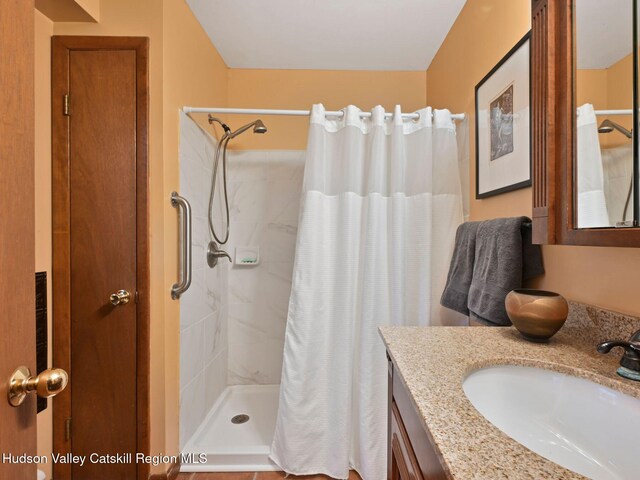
389,354,450,480
390,401,423,480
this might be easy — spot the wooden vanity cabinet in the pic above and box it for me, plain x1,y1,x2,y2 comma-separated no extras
387,353,450,480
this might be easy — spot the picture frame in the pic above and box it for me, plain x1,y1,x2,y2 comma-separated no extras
475,32,531,199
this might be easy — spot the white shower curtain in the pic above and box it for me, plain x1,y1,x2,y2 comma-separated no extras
270,104,463,480
577,104,609,227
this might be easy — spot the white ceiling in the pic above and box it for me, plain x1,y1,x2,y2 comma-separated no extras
186,0,467,71
576,0,633,69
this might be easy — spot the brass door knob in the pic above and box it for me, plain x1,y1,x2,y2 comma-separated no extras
8,366,68,407
109,289,131,306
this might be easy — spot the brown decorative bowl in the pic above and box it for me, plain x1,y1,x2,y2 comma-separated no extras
505,289,569,342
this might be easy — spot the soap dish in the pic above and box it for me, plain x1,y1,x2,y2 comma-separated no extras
234,247,260,266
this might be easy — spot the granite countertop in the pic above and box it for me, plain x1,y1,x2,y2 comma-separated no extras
379,325,640,479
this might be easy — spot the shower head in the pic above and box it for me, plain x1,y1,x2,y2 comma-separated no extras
228,119,268,139
598,119,632,139
253,119,267,134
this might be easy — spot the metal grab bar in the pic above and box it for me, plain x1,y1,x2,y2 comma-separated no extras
171,192,192,300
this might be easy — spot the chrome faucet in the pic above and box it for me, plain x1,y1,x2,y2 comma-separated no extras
597,329,640,381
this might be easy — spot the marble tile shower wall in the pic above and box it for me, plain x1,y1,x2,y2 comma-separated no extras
179,113,229,447
226,150,305,385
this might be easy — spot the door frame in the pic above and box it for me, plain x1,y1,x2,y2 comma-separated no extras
51,36,150,480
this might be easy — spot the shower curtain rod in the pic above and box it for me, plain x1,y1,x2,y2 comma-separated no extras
593,109,633,115
183,106,466,121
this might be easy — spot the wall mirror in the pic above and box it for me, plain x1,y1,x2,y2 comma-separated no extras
575,0,636,229
531,0,640,246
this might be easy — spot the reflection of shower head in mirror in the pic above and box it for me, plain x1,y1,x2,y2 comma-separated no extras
598,119,632,139
597,119,634,223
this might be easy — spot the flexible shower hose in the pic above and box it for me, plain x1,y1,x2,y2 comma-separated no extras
208,134,232,245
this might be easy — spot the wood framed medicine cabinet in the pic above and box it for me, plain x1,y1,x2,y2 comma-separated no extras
531,0,640,246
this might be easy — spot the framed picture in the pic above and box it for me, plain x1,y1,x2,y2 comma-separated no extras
475,32,531,199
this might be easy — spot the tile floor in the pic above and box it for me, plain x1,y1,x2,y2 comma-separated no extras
177,471,362,480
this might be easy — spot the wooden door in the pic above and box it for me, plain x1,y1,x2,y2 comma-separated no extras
52,37,149,480
0,1,37,479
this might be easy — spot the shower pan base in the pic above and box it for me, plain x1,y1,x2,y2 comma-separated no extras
182,384,280,472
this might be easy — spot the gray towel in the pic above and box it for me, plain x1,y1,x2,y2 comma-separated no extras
467,217,544,326
440,221,481,315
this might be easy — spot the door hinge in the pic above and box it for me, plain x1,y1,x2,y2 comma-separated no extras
63,94,70,116
65,417,71,441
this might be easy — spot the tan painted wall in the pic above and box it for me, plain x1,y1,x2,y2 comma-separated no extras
427,0,640,316
576,69,608,109
226,69,427,150
35,0,229,474
35,0,99,22
161,0,228,458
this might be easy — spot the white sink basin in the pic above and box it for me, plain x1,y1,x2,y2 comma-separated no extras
463,365,640,479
